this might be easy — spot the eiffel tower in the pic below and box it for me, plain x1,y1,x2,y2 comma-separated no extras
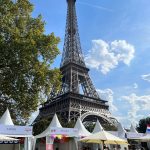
34,0,117,126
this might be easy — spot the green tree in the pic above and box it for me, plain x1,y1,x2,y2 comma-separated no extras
0,0,61,124
33,118,50,135
103,124,117,131
137,117,150,133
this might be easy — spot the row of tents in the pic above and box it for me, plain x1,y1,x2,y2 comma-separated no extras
0,108,149,150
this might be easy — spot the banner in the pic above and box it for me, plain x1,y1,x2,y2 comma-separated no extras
46,136,54,150
127,132,144,138
50,127,78,137
46,144,53,150
0,125,32,135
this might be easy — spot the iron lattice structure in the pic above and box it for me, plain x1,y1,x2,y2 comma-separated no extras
34,0,117,126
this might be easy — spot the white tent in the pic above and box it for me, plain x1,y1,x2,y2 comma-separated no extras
80,130,128,144
74,118,91,137
117,122,126,139
127,124,144,139
80,130,128,150
35,114,62,139
0,108,14,125
130,124,138,133
73,118,91,150
127,125,150,149
92,120,103,133
0,109,32,138
34,114,79,150
35,116,90,138
0,109,33,150
92,120,104,150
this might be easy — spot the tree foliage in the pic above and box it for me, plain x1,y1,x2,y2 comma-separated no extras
33,118,50,135
137,117,150,133
0,0,61,124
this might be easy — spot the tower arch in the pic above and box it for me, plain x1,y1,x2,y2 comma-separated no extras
81,112,118,127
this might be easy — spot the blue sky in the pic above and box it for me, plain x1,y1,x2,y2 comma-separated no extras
30,0,150,128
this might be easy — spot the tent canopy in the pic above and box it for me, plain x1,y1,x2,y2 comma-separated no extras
80,130,128,145
0,108,14,125
92,119,103,133
74,118,91,137
130,124,138,133
126,124,144,139
117,122,126,138
35,114,62,139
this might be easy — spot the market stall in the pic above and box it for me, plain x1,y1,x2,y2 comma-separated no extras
0,108,33,150
34,114,79,150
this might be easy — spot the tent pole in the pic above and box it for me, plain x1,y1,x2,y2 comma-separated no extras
27,137,28,150
102,140,104,150
19,142,20,150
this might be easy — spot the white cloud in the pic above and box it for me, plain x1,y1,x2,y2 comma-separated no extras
141,74,150,82
85,39,135,74
97,88,118,112
121,93,150,124
133,83,138,89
